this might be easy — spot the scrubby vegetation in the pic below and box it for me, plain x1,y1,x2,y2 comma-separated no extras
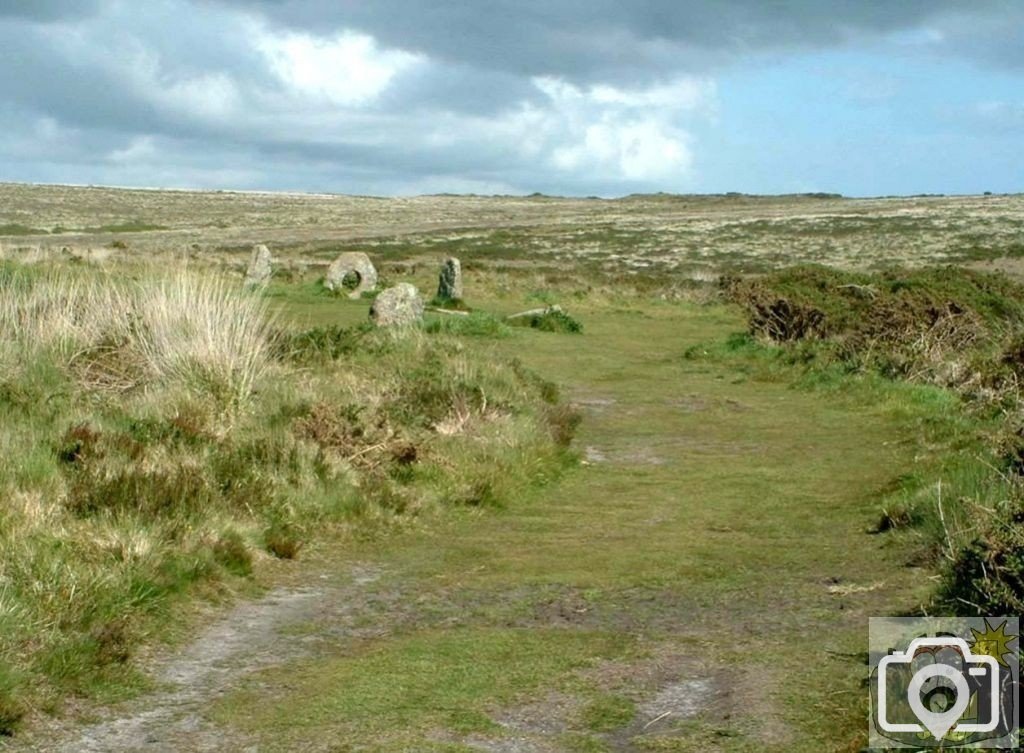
423,311,511,338
507,306,584,334
80,220,169,234
0,223,47,236
0,262,576,734
721,265,1024,614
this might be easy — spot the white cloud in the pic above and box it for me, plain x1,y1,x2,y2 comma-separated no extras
2,2,718,194
589,78,714,110
976,100,1024,120
521,76,713,182
256,29,423,106
109,135,158,163
155,72,242,122
551,119,692,180
37,18,245,125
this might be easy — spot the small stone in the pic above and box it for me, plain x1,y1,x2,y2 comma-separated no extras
436,256,463,301
325,252,378,298
244,244,273,288
370,283,424,327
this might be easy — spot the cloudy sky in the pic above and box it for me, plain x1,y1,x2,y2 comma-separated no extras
1,1,1022,197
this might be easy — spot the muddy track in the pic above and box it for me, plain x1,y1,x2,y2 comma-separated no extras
17,568,387,753
13,392,738,753
17,583,736,753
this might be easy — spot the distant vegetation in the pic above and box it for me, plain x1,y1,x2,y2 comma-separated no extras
0,221,170,239
0,223,47,236
76,220,169,233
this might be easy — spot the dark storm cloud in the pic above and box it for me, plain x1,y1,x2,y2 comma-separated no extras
204,0,1022,79
377,64,538,116
0,0,102,21
0,0,1021,195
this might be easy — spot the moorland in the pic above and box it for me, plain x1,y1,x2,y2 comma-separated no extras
1,184,1023,752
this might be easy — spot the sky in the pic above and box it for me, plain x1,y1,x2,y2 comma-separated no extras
0,0,1021,197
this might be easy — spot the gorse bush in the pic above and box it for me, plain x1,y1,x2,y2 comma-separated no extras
0,262,577,734
275,323,374,362
507,306,583,334
937,490,1024,613
723,265,1024,393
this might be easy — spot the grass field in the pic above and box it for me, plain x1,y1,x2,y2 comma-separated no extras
1,184,1023,751
208,295,939,752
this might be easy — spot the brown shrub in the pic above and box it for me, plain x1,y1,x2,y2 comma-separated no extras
264,525,303,560
293,402,368,454
545,403,583,447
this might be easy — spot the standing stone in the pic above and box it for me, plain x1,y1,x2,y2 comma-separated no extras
370,283,424,327
244,244,273,288
436,257,463,301
325,252,378,298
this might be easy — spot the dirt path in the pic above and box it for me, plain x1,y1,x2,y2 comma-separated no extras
14,304,930,752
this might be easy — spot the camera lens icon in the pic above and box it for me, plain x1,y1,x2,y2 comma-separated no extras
877,637,1001,741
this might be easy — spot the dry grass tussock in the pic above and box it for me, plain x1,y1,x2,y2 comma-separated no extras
0,262,578,734
0,265,274,405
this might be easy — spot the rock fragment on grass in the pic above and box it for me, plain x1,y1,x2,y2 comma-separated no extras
244,244,273,288
370,283,424,327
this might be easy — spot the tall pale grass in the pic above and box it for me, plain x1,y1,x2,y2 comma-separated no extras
0,265,274,405
134,274,275,404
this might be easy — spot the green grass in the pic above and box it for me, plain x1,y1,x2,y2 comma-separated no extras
581,693,636,731
0,264,574,735
423,310,511,338
210,296,936,751
79,220,169,233
215,628,634,750
507,306,584,334
7,262,1018,750
0,223,48,236
722,265,1024,614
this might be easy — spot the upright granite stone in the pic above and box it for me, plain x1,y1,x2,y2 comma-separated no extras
436,256,463,301
370,283,424,327
325,252,378,298
244,244,273,288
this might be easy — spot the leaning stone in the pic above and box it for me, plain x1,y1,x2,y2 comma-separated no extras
436,256,463,301
370,283,424,327
244,244,273,288
325,252,378,298
506,304,564,320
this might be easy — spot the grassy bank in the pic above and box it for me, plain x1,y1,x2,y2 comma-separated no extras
0,262,576,735
717,265,1024,615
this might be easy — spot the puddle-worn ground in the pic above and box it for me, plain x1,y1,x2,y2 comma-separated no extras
13,304,931,752
18,572,382,753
